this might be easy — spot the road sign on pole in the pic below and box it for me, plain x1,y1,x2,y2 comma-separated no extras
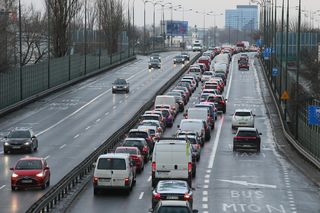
308,105,320,125
272,67,279,76
281,90,289,100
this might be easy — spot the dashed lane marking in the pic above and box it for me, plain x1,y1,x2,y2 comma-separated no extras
85,126,91,130
203,191,208,196
139,192,144,200
202,197,208,202
147,176,151,182
202,204,208,209
96,119,101,123
0,185,6,190
59,144,66,149
105,112,110,116
73,134,80,139
44,155,50,160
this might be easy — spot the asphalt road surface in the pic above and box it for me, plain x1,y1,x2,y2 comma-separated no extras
0,51,197,213
68,53,320,213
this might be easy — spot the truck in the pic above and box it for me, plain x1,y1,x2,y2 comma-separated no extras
192,40,203,52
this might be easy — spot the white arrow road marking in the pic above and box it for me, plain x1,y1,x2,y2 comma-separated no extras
217,179,277,189
139,192,144,200
0,185,5,190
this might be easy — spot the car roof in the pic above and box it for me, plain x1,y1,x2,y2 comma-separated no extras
129,129,149,133
12,127,31,131
125,138,146,141
19,157,43,161
99,153,130,158
116,146,139,150
158,200,190,207
235,109,252,113
237,127,257,131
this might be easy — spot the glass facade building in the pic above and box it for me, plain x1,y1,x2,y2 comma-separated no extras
225,5,258,31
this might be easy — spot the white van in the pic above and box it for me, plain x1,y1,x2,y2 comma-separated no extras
187,108,214,129
93,153,136,194
155,95,179,116
178,119,206,142
151,138,193,187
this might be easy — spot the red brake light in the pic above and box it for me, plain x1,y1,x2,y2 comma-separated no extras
143,146,148,153
93,176,98,185
153,193,161,200
152,162,156,172
184,193,191,200
124,177,130,186
188,162,192,173
195,144,200,149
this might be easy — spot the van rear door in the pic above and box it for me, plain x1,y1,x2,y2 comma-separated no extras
96,158,128,187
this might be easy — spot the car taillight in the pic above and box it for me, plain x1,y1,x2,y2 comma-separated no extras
234,136,257,139
188,162,192,173
131,155,139,160
143,146,148,153
195,144,200,149
184,193,191,200
93,176,98,185
152,162,156,172
219,100,225,104
124,177,130,186
153,192,161,200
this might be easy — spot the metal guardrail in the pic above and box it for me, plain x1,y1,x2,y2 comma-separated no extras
258,58,320,170
26,52,202,213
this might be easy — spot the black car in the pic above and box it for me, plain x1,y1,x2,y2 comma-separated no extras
3,128,38,154
181,52,190,61
173,55,186,64
150,54,161,62
233,127,262,152
112,78,129,93
149,59,161,69
151,200,198,213
152,180,193,209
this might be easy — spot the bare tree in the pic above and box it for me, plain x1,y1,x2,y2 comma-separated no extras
97,0,126,54
46,0,82,58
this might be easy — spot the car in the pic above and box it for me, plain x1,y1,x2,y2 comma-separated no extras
173,55,186,64
150,200,198,213
155,95,180,117
197,102,218,121
10,157,50,190
112,78,129,93
233,127,262,152
176,130,203,146
123,137,151,162
152,180,193,209
139,120,163,136
201,71,215,82
187,66,202,81
150,54,161,62
137,125,161,141
155,108,174,128
166,91,185,113
197,56,211,71
231,109,255,129
141,113,165,130
238,59,249,70
178,119,206,143
3,127,38,154
151,138,194,187
149,59,161,69
206,95,227,113
115,146,144,173
181,52,190,61
93,153,136,194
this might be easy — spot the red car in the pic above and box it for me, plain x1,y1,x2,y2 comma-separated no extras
10,157,50,190
198,56,211,71
115,146,144,173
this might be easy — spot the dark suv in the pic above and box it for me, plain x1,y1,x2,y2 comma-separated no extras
3,128,38,154
233,127,262,152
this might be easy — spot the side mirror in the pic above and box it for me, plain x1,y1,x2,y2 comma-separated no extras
259,133,262,135
253,114,256,116
10,167,14,170
92,162,96,167
44,166,50,170
148,208,153,212
31,135,36,139
177,125,180,129
225,98,228,101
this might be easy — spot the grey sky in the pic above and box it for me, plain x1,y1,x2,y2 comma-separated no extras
22,0,320,29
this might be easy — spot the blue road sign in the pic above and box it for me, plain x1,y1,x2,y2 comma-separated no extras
308,105,320,125
263,47,271,60
256,39,262,47
272,67,279,76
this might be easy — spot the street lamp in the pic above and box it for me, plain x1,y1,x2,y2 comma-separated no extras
152,0,163,50
207,11,223,46
159,2,172,48
195,10,207,47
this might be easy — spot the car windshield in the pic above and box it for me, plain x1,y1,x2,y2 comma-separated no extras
208,96,222,102
141,121,159,127
114,79,126,84
203,72,213,76
151,59,160,63
189,68,200,73
158,206,191,213
97,158,126,170
201,94,209,99
239,60,248,64
143,115,158,120
237,131,257,137
123,140,144,149
161,110,169,117
115,148,138,155
158,181,187,191
8,130,31,138
15,160,42,170
128,132,148,138
235,111,251,116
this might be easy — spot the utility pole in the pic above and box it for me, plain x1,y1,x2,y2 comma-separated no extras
295,0,301,138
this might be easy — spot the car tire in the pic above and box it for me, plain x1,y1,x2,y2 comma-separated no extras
233,146,237,152
112,90,115,94
196,155,200,162
223,108,226,114
3,149,8,154
41,183,46,190
94,188,99,195
257,146,261,153
46,178,50,187
11,186,16,191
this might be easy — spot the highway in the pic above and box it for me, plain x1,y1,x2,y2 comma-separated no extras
68,53,320,213
0,51,198,213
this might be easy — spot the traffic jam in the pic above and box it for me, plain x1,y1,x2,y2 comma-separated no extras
90,47,260,213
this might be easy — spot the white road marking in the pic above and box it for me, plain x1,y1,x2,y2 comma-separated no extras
202,197,208,202
113,106,117,110
203,185,209,189
36,88,112,136
217,179,277,189
205,174,210,179
208,116,224,169
203,191,208,196
204,179,210,184
105,112,110,116
59,144,66,149
85,126,91,130
203,211,208,213
225,56,235,100
139,192,144,200
44,155,50,160
73,134,80,139
202,204,208,209
147,176,151,182
0,185,6,190
96,119,101,123
206,169,211,173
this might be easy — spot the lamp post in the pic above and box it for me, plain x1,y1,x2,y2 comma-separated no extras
295,0,301,138
132,0,136,54
143,0,152,53
159,2,172,48
152,0,163,51
128,0,131,56
207,12,223,46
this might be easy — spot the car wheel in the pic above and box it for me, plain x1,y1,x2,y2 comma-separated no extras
11,186,16,191
257,146,261,153
3,149,8,154
41,183,46,190
223,108,226,114
196,155,200,162
152,179,157,188
112,90,115,94
187,178,192,187
94,188,99,195
233,146,237,152
126,89,129,93
34,143,38,151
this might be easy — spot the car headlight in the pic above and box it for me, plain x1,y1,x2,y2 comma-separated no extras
12,173,19,178
174,59,176,61
4,142,9,146
24,142,30,145
112,86,117,89
36,172,44,177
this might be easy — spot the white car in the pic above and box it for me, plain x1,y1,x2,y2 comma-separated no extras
231,109,255,129
201,71,215,82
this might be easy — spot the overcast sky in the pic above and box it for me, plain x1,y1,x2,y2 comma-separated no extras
22,0,320,29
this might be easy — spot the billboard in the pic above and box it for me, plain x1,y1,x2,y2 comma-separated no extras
166,21,188,36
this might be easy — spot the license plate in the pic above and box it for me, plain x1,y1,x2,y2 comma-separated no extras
166,196,179,200
21,180,32,183
99,178,111,182
12,146,21,149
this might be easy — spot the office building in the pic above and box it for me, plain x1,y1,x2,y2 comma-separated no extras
225,5,258,31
